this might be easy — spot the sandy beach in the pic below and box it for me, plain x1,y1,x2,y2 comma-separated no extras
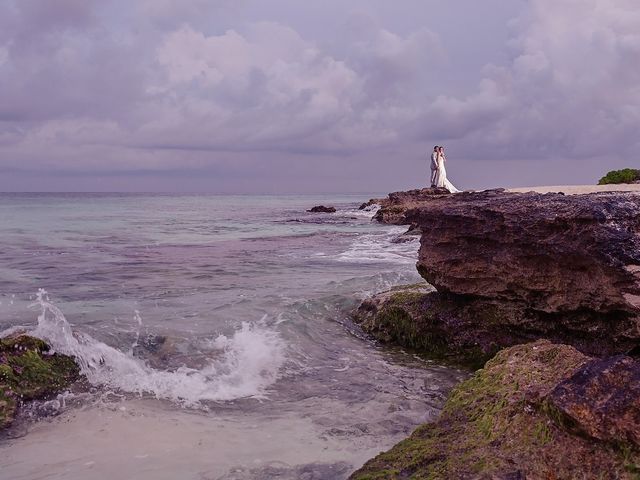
507,184,640,195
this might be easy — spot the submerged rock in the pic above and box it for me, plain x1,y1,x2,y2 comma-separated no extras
307,205,336,213
0,335,80,430
350,341,640,479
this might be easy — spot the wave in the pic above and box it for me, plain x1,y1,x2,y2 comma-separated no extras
28,290,286,406
336,226,418,264
340,203,380,218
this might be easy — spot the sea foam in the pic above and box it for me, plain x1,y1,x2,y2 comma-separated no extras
336,226,418,264
29,290,286,406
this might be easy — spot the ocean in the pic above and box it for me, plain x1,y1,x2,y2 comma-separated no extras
0,193,464,480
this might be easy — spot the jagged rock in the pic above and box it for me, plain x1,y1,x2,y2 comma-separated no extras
0,335,80,430
547,355,640,447
359,198,384,210
350,341,640,479
353,189,640,479
371,188,453,224
354,285,525,368
307,205,336,213
356,191,640,357
390,225,423,244
409,190,640,313
399,190,640,356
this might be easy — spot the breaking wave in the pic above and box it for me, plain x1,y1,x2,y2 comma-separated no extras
29,290,286,407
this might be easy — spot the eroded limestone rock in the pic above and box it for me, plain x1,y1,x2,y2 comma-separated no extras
350,341,640,479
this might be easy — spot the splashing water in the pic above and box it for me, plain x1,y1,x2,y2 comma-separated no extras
29,289,286,406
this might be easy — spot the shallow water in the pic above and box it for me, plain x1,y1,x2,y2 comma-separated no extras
0,194,465,479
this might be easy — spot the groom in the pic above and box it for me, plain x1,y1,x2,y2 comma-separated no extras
430,146,439,187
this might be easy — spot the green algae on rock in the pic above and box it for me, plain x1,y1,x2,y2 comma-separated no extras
349,341,640,480
353,285,510,369
0,335,80,430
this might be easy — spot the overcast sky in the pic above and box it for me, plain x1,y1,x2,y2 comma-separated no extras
1,0,638,193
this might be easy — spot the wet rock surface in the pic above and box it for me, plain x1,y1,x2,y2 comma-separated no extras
350,341,640,479
352,188,640,478
354,285,519,369
548,355,640,447
369,188,451,225
0,335,80,430
408,190,640,356
307,205,337,213
359,190,640,358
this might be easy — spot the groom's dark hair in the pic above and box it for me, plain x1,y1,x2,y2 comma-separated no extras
433,145,439,150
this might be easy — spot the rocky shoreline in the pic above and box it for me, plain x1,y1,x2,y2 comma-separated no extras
2,188,640,478
350,188,640,479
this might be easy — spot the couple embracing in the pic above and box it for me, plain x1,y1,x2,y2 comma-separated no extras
430,146,460,193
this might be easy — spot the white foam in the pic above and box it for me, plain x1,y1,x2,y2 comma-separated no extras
29,290,286,406
337,226,418,265
339,204,380,219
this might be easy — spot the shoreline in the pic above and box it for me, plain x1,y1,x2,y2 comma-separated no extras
3,189,640,479
350,186,640,479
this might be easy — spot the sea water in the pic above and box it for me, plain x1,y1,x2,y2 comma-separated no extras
0,193,464,480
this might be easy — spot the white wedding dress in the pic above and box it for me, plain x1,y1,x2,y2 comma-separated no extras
435,154,461,193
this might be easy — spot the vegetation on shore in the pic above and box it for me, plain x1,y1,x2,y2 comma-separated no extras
598,168,640,185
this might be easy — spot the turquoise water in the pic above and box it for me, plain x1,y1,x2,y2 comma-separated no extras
0,194,464,479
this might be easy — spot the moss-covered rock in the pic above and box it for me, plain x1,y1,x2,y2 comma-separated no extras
0,335,80,430
353,285,523,369
350,341,640,480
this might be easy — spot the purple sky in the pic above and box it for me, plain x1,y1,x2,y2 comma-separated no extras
1,0,638,193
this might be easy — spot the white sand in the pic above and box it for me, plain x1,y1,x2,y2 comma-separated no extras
507,184,640,195
0,398,385,480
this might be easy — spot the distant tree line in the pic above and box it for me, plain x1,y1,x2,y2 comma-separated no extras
598,168,640,185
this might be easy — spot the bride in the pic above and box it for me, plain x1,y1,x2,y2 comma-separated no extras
435,146,461,193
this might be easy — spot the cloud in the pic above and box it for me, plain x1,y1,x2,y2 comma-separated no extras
436,0,640,161
0,0,639,191
0,7,444,171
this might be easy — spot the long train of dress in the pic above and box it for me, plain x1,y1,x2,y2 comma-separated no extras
435,157,461,193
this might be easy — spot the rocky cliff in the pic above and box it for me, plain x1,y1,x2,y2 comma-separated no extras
352,189,640,478
357,190,640,360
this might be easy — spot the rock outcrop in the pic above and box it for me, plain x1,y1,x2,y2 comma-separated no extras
354,285,516,368
409,190,640,356
350,341,640,479
547,355,640,447
357,190,640,359
0,335,80,430
307,205,336,213
367,188,452,225
352,189,640,479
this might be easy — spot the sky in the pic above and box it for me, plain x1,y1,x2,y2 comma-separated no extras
0,0,639,193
